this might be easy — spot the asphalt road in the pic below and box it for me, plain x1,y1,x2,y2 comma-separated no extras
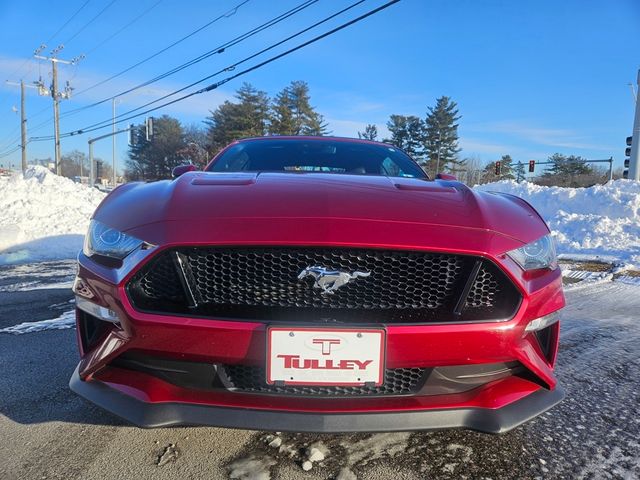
0,262,639,480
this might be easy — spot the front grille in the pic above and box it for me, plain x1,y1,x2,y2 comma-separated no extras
219,365,429,396
127,247,521,323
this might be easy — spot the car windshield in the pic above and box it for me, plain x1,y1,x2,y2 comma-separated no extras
207,139,428,179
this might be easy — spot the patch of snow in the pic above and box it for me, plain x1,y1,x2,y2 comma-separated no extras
616,275,640,286
301,460,313,471
336,467,358,480
475,180,640,265
156,443,179,466
306,441,329,463
0,279,73,292
267,437,282,449
0,309,75,334
228,455,276,480
341,432,411,467
0,166,105,265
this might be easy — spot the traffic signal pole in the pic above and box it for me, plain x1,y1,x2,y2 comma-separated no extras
629,69,640,181
88,126,136,186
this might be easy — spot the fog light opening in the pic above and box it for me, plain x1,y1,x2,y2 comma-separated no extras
75,296,120,325
524,312,560,335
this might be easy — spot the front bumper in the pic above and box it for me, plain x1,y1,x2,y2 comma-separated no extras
70,365,564,433
71,244,565,433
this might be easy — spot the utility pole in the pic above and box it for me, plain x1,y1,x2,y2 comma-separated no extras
34,49,77,175
52,59,61,175
20,81,26,172
5,79,38,173
629,69,640,181
112,98,118,186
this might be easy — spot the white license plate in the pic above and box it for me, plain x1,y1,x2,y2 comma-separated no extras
266,327,385,386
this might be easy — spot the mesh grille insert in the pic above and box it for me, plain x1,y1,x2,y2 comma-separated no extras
220,364,428,396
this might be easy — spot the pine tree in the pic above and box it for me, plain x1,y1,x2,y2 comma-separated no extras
126,115,185,180
358,124,378,141
205,83,271,152
514,161,526,182
498,154,515,180
545,153,593,176
383,115,425,162
270,81,328,136
423,96,461,175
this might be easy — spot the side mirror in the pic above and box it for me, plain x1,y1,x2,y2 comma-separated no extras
172,164,196,178
435,173,457,181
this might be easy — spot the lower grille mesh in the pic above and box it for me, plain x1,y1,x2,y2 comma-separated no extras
220,365,428,396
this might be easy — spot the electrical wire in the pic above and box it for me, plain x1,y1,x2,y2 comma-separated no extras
63,0,316,117
62,0,118,47
0,145,22,160
66,0,366,129
45,0,92,46
0,0,241,147
72,0,251,97
84,0,163,56
30,0,401,141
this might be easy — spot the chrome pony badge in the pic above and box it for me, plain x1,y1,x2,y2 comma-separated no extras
297,266,371,295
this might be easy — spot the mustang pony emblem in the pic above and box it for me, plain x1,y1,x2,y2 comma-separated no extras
297,266,371,295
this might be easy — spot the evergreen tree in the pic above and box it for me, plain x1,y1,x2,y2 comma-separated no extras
126,115,185,180
544,153,593,176
358,124,378,141
423,96,461,174
206,83,271,152
514,161,526,182
383,115,425,162
270,81,328,135
497,154,515,180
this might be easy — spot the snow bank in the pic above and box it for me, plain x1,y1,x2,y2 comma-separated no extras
0,166,105,264
474,180,640,266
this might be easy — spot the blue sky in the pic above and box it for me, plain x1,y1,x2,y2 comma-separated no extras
0,0,638,174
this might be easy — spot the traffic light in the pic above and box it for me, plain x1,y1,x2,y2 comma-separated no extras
145,117,154,141
528,160,535,173
128,124,136,146
96,160,102,179
495,161,501,175
624,135,632,179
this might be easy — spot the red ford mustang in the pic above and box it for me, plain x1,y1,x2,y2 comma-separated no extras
70,136,564,433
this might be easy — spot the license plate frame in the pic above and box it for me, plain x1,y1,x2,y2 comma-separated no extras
266,326,386,386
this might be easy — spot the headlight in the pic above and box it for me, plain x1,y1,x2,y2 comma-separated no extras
83,220,144,260
506,234,557,271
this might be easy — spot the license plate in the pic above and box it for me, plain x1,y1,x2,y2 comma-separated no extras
266,327,385,386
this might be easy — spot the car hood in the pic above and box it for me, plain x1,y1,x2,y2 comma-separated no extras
94,172,548,250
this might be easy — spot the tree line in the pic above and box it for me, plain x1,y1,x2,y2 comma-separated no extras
43,78,613,186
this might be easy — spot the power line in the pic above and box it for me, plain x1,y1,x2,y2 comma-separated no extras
84,0,163,55
32,0,401,141
72,0,251,98
62,0,316,118
62,0,118,47
4,0,254,142
65,0,366,130
45,0,92,46
0,145,21,160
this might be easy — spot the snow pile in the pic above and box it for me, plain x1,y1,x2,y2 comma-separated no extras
475,180,640,266
0,166,105,264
